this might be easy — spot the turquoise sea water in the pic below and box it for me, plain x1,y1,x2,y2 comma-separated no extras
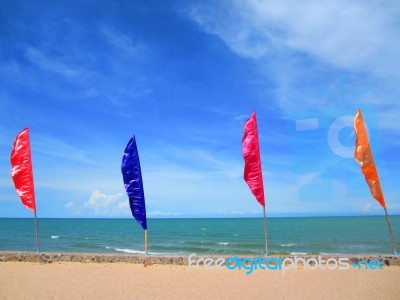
0,217,399,255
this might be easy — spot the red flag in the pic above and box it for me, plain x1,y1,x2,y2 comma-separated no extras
10,128,37,212
354,109,386,208
242,111,265,207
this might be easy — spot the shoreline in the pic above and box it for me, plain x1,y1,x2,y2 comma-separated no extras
1,251,399,265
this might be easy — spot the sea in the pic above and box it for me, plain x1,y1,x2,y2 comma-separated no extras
0,216,399,255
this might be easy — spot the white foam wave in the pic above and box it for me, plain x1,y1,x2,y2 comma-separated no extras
114,248,145,254
218,242,229,245
290,252,308,255
105,247,168,255
51,236,60,239
280,243,295,247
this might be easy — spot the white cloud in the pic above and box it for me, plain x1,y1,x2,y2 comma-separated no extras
65,190,130,216
188,0,400,78
186,0,400,130
250,1,396,72
83,190,129,216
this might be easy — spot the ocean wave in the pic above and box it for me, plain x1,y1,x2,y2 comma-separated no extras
249,249,261,253
105,247,169,255
51,236,60,239
218,242,229,245
280,243,295,247
114,248,145,254
290,252,308,255
104,246,144,254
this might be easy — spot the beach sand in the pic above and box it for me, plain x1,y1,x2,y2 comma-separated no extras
1,261,399,299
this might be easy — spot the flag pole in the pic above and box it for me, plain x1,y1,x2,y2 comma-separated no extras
33,212,39,253
383,207,397,256
144,229,148,255
263,205,268,256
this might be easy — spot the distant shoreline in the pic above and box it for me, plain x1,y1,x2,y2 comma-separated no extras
1,251,399,266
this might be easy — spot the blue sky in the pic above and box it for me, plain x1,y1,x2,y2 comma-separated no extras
1,0,400,218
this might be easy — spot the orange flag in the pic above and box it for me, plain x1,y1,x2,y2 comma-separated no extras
354,109,386,208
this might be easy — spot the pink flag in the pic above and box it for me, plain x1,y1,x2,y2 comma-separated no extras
10,128,36,212
242,111,265,207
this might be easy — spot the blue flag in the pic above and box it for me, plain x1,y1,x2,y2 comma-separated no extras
121,136,147,230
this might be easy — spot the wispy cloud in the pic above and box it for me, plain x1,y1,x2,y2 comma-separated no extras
295,172,321,189
100,26,139,57
188,0,400,77
361,203,373,213
25,47,88,79
2,1,400,218
4,17,152,110
32,134,96,165
147,210,181,217
143,144,244,179
186,0,400,129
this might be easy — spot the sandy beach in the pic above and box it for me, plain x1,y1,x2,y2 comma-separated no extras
1,260,400,300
